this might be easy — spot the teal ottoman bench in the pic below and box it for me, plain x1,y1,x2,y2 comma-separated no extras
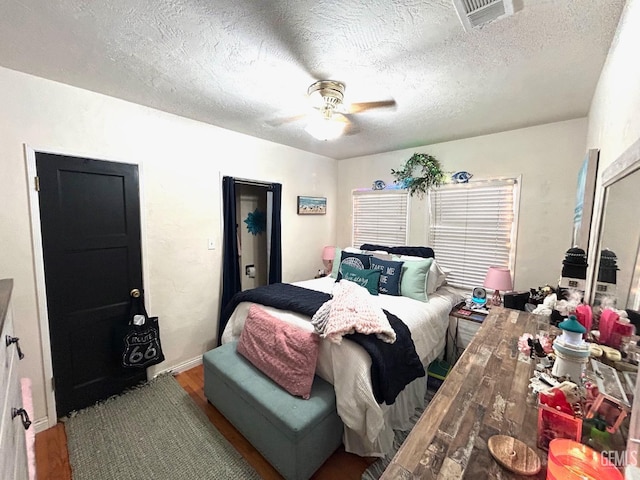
203,341,343,480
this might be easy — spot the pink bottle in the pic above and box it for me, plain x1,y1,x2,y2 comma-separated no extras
575,304,592,339
598,309,618,346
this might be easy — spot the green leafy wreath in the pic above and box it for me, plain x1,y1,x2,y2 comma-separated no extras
391,153,447,197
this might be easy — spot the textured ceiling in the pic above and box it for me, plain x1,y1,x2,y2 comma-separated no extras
0,0,626,160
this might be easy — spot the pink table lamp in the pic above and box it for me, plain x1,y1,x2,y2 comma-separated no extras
484,266,513,306
322,246,336,274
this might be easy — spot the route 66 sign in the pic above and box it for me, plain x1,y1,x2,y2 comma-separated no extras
120,317,165,368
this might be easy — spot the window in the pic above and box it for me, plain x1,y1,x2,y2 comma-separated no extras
352,190,409,248
428,178,519,290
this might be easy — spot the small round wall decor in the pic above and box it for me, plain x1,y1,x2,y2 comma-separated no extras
372,180,386,190
244,208,266,235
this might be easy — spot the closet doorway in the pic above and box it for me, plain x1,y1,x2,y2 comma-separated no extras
219,176,282,344
237,183,269,290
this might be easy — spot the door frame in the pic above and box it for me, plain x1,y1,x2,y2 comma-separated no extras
24,144,151,430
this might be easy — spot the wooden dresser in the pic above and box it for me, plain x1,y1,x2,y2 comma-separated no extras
382,308,548,479
0,279,31,479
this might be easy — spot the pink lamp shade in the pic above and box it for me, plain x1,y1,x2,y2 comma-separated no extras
322,246,336,261
483,266,513,306
322,246,336,274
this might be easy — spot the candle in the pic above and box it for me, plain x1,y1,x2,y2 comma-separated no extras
547,439,623,479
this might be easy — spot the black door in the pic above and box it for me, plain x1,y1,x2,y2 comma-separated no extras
36,153,147,417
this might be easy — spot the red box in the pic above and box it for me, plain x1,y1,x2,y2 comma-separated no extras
537,402,583,451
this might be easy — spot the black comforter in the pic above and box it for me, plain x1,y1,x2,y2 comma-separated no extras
220,282,425,405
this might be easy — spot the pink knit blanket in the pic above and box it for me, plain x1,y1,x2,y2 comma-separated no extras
311,280,396,344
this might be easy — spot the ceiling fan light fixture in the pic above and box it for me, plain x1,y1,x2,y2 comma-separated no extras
305,116,346,141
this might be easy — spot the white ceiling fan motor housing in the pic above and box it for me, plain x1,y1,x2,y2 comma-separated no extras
308,80,346,118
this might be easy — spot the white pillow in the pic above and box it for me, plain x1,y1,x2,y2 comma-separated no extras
427,261,451,294
396,254,424,261
343,247,365,254
371,250,392,261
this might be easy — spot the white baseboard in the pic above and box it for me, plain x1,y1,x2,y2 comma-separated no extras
164,355,203,375
34,416,51,433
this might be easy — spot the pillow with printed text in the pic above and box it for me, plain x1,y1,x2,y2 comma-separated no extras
369,257,404,296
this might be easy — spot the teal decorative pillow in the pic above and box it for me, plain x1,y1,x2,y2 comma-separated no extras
369,257,404,296
393,256,434,302
336,251,372,281
340,264,381,295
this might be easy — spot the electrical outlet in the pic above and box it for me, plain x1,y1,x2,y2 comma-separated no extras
207,238,215,250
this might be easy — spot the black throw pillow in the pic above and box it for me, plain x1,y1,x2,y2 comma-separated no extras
336,251,372,281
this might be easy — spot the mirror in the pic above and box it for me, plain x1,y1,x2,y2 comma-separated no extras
589,137,640,310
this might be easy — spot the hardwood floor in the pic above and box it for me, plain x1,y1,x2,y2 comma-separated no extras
35,365,376,479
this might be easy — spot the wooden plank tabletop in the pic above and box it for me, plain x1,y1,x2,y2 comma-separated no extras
381,307,549,479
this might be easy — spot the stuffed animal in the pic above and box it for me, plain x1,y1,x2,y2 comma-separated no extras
556,289,582,317
539,381,581,416
532,293,557,315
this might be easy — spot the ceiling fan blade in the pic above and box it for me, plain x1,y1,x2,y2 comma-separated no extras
332,114,359,136
346,100,396,114
264,113,309,127
243,3,318,78
344,122,361,136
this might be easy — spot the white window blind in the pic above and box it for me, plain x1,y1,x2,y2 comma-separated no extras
428,179,519,290
352,190,409,248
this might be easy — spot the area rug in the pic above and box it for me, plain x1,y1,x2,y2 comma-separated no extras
65,374,260,480
361,387,436,480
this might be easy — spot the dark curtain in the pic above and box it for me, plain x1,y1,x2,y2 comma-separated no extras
268,183,282,284
218,176,241,345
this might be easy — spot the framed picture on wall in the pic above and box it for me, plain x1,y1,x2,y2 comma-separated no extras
572,149,599,249
297,196,326,215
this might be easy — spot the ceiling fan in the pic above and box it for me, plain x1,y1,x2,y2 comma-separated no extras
267,80,396,140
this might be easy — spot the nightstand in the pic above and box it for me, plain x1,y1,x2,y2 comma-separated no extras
446,303,489,363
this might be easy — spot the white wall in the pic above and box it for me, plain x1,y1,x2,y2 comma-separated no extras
587,0,640,171
337,118,588,292
0,66,337,426
584,0,640,305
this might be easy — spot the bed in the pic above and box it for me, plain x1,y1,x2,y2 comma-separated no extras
220,272,464,457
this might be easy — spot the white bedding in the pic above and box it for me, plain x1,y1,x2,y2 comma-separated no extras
221,276,464,457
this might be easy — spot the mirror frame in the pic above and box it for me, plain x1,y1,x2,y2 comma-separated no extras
586,136,640,305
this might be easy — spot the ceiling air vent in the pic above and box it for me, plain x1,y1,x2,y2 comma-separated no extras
452,0,515,31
